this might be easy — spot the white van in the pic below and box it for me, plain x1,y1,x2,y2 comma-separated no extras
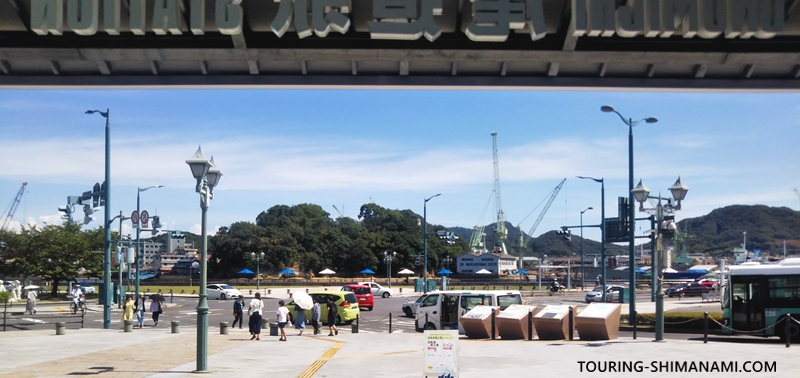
414,290,523,333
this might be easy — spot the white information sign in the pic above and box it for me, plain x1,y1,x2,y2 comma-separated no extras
462,305,496,320
424,330,458,377
534,304,570,319
577,303,619,319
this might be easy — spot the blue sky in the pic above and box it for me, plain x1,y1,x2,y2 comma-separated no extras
1,89,798,245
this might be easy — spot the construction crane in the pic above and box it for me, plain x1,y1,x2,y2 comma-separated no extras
490,132,508,254
516,178,567,253
469,190,495,252
794,188,800,205
1,182,27,231
332,205,345,218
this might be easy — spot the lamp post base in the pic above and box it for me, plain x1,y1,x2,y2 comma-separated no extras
196,293,209,372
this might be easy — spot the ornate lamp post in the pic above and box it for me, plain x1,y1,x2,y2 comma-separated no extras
601,105,658,321
423,193,441,293
185,146,222,372
579,207,593,291
443,255,453,271
252,252,265,290
383,251,396,288
85,109,112,330
632,177,689,341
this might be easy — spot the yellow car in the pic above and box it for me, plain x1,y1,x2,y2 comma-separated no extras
287,291,360,325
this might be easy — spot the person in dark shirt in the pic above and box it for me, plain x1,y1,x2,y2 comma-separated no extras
326,297,338,336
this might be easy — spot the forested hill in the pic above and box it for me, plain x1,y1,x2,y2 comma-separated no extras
450,205,800,260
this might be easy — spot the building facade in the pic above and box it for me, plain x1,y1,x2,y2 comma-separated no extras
456,252,518,275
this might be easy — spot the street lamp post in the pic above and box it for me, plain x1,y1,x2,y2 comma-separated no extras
580,207,593,291
577,176,606,300
632,177,689,341
252,252,264,290
135,185,164,299
86,109,112,330
186,147,222,372
443,255,452,271
423,193,441,293
601,105,658,322
383,251,396,288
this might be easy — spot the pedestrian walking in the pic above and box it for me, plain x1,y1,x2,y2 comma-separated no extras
150,296,163,326
26,289,37,315
294,303,306,336
232,295,245,329
248,292,264,341
122,295,134,324
595,275,602,286
311,298,321,335
326,297,338,336
134,293,146,328
277,300,290,341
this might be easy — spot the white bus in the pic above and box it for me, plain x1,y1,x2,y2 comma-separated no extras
414,290,523,333
721,258,800,342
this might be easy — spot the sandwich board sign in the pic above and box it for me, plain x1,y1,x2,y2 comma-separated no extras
424,330,458,377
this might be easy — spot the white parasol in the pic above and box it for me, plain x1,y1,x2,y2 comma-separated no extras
318,268,336,275
293,291,313,310
23,285,40,290
475,269,492,274
397,268,415,275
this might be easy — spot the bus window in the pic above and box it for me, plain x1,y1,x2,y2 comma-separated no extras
768,276,800,308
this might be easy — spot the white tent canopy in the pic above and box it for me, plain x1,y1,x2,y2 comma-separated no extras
397,268,415,275
318,268,336,275
475,269,492,274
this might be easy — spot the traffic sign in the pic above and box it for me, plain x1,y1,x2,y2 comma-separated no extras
131,210,139,226
141,210,150,227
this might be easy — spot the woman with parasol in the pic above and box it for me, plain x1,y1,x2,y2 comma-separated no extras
150,294,165,326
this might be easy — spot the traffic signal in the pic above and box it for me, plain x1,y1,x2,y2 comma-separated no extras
58,205,73,222
150,216,162,235
82,204,96,225
556,228,571,241
92,182,101,208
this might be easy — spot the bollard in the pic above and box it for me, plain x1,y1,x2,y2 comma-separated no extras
787,315,792,348
568,307,574,341
269,321,278,336
289,293,293,299
703,312,708,343
158,289,162,293
527,311,533,341
389,313,393,334
171,320,180,333
287,289,291,295
268,289,271,295
220,322,229,335
181,289,185,294
399,288,402,293
249,290,253,295
124,320,134,332
192,290,196,294
491,311,496,340
306,288,309,293
55,322,66,335
170,289,174,303
324,288,327,291
352,315,359,334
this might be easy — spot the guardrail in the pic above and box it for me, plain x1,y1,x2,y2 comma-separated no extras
1,309,85,332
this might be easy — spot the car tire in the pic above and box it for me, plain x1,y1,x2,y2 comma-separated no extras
404,308,413,317
382,292,390,298
220,293,226,300
424,322,436,330
367,307,373,311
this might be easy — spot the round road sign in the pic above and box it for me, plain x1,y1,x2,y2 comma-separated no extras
141,210,150,226
131,210,139,225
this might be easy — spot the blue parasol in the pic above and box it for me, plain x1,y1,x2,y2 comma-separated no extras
237,268,254,274
278,268,295,275
437,269,453,275
360,268,375,275
516,269,529,275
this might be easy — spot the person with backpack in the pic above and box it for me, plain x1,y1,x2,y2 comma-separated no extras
232,295,245,329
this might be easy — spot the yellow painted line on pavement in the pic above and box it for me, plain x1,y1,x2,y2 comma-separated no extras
297,340,345,378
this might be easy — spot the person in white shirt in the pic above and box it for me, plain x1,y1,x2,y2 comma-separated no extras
71,284,84,309
248,292,264,341
276,300,290,341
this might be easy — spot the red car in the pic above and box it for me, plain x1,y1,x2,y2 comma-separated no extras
341,284,374,311
695,278,716,287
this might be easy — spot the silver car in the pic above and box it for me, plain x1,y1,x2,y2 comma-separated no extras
584,285,624,303
402,294,427,317
206,284,241,300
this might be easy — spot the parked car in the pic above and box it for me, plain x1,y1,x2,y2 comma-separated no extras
402,294,427,317
206,284,241,300
665,282,710,297
585,285,625,303
77,282,97,294
340,284,374,311
287,291,360,325
358,282,394,298
694,278,716,287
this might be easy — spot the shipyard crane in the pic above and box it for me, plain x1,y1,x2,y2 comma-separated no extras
469,190,495,252
490,132,508,254
794,188,800,206
1,182,27,231
332,205,345,218
516,178,567,253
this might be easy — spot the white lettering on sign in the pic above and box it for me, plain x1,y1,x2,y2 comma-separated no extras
572,0,784,39
25,0,785,40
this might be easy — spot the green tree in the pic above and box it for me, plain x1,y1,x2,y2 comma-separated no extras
6,223,103,296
